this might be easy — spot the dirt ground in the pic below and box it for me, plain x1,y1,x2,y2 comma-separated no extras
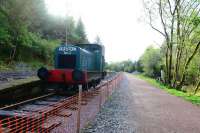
83,73,200,133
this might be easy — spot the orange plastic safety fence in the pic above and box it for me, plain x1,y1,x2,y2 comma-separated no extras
0,73,123,133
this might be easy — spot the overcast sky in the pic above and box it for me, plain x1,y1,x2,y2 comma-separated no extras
45,0,164,62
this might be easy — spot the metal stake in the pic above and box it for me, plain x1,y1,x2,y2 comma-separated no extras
77,85,82,133
106,82,109,98
99,90,102,110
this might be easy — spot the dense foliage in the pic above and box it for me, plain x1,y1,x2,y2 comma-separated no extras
105,60,141,73
139,46,161,77
141,0,200,93
0,0,88,70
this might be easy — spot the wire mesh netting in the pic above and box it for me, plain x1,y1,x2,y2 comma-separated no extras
0,73,123,133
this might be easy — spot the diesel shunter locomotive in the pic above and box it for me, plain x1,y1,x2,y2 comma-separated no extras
37,43,106,91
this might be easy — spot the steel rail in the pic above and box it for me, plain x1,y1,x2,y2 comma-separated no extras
0,93,55,110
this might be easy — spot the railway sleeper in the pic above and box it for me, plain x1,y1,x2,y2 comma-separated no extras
85,92,99,97
65,105,78,111
0,110,37,118
34,101,58,106
81,97,90,101
20,106,47,113
0,111,61,131
84,95,95,99
40,121,62,132
74,101,87,106
7,114,61,132
81,101,87,105
55,111,72,117
45,98,61,102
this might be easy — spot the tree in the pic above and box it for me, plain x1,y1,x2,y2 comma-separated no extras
75,19,88,43
105,60,136,72
140,46,162,77
94,35,102,44
143,0,178,83
143,0,200,88
0,0,90,68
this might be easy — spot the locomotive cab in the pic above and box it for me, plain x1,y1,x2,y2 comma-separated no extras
55,45,78,69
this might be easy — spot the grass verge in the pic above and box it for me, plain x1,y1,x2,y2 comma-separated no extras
135,74,200,105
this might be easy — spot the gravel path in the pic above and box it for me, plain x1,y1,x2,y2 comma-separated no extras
82,73,200,133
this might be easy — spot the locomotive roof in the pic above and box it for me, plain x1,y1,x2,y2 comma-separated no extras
74,43,105,56
57,44,92,54
75,43,104,47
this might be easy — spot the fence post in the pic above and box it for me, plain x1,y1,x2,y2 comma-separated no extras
111,81,113,94
14,116,18,132
106,82,109,98
7,117,11,130
0,117,2,133
99,89,102,111
76,85,82,133
115,78,117,90
26,114,30,132
41,112,45,132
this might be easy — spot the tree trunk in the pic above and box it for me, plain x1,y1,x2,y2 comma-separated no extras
165,47,169,84
178,41,200,88
194,80,200,95
8,45,16,64
168,45,173,85
173,47,181,87
173,4,181,87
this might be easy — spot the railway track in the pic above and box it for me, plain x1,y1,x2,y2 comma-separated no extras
0,91,77,132
0,93,55,110
0,72,116,110
0,86,102,132
0,73,119,132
